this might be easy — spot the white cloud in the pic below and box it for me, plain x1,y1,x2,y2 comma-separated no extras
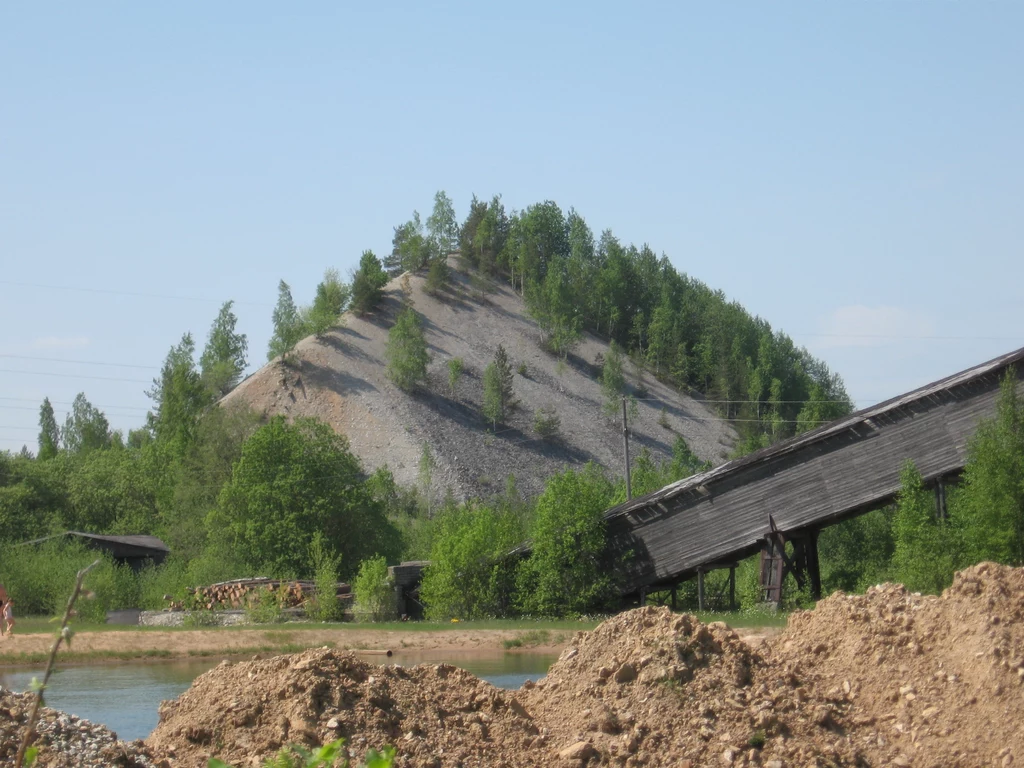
813,305,935,349
31,335,91,349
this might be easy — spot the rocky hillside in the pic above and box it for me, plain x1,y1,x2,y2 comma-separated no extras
222,263,736,499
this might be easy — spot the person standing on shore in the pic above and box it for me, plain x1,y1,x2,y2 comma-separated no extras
2,597,13,637
0,583,8,638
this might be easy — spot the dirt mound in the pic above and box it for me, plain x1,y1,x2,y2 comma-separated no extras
771,561,1024,768
0,687,155,768
147,648,545,768
521,607,863,767
145,563,1024,767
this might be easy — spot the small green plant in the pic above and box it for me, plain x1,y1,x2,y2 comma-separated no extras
208,738,396,768
183,609,221,628
245,587,285,625
447,357,464,396
533,407,561,440
748,729,767,749
516,362,527,377
658,407,671,430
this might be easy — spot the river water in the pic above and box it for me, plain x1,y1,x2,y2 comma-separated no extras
0,651,557,742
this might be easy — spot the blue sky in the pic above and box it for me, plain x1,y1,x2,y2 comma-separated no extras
1,2,1021,450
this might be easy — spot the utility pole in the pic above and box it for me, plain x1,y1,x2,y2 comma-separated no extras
622,396,632,500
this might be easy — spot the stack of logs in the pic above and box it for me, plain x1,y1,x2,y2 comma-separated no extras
163,577,352,611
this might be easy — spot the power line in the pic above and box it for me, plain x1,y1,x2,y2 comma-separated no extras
0,279,271,308
0,354,160,370
0,369,152,384
0,397,149,411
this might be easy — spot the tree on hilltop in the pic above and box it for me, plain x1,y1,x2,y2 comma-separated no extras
351,250,389,315
200,300,248,398
268,280,306,362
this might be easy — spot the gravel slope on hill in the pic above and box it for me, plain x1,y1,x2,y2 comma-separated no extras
222,263,736,499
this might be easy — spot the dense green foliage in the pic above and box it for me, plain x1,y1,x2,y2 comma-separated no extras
212,417,399,579
516,464,617,616
454,194,852,448
419,502,524,620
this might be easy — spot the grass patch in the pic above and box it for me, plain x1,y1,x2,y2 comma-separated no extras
502,629,553,649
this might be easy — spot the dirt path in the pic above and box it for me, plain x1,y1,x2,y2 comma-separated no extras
0,625,779,666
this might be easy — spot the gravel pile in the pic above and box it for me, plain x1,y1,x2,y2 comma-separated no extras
0,687,155,768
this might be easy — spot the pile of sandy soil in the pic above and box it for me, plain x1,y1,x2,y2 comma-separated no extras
770,561,1024,767
147,650,545,768
521,609,864,767
45,562,1024,767
0,687,155,768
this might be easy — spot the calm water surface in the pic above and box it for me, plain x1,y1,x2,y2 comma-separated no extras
0,650,557,742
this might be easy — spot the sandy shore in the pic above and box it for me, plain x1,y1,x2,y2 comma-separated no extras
0,624,778,666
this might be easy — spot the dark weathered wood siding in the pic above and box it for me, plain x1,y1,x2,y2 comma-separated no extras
606,349,1024,593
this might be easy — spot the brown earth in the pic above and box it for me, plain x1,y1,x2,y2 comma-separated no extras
221,261,736,500
144,563,1024,767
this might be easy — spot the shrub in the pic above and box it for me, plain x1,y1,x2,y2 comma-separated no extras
246,587,286,624
352,556,395,622
307,533,343,622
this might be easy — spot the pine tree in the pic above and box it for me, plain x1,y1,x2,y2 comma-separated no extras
482,345,516,428
200,300,248,397
351,251,389,315
385,307,429,391
38,396,60,460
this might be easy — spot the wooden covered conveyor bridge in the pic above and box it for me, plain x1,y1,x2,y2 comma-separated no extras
605,347,1024,608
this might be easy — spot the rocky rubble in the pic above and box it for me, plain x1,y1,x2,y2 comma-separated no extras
0,687,155,768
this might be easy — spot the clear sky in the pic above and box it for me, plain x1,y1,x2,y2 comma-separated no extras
2,2,1022,451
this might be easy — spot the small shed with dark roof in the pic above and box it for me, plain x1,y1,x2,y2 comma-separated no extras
20,531,169,571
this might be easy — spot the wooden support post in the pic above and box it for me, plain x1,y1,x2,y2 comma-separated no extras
729,567,736,611
670,586,677,611
697,568,706,612
639,587,646,607
935,478,947,521
807,529,822,601
622,397,632,500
